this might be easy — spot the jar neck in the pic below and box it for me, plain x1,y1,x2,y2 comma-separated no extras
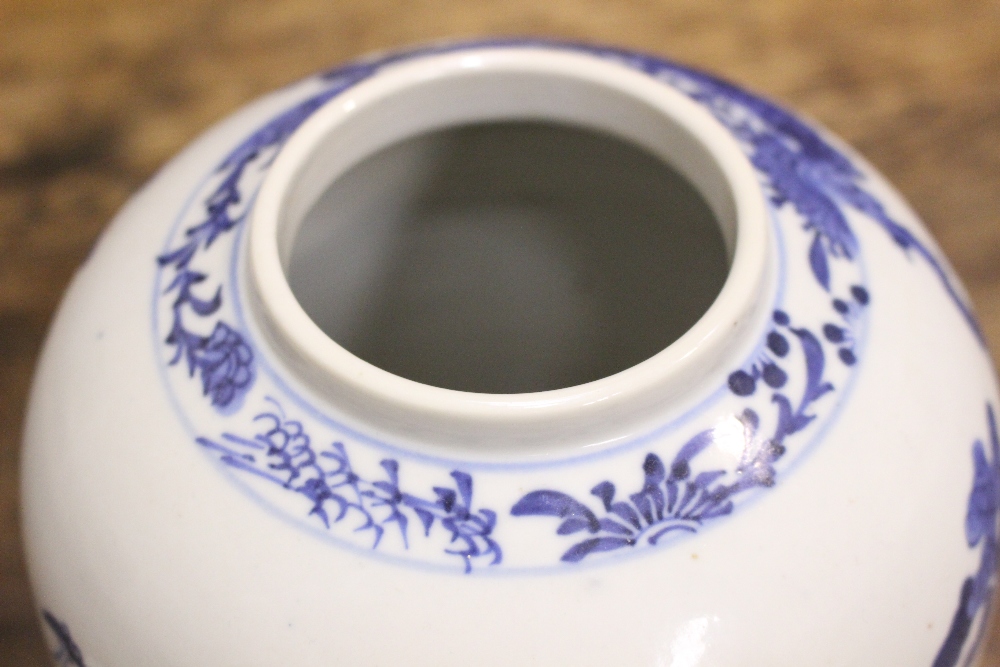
243,47,773,456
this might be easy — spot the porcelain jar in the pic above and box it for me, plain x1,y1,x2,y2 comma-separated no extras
21,41,1000,667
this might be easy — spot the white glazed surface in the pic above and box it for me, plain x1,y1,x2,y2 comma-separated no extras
21,42,1000,666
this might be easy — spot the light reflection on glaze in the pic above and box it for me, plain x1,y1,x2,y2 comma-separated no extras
660,615,718,667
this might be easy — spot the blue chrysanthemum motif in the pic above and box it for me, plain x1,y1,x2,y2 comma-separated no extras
153,41,982,573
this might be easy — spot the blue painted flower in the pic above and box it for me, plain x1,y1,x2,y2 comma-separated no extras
196,322,254,407
512,311,839,564
512,409,783,563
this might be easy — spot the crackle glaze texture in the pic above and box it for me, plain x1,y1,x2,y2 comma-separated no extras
22,42,1000,667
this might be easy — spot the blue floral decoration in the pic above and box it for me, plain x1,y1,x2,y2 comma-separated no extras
507,41,980,563
617,50,981,341
156,66,382,410
511,309,848,561
152,41,985,571
933,405,999,667
42,610,86,667
156,40,980,414
199,398,502,572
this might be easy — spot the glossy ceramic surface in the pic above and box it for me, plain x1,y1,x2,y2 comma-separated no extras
22,41,1000,666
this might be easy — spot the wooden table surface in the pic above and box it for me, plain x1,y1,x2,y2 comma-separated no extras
1,1,999,664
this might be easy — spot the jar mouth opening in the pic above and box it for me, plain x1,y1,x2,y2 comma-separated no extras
248,46,770,445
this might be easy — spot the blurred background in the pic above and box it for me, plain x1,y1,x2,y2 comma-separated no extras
1,0,999,664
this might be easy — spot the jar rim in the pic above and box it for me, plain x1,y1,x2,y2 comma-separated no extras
246,45,772,451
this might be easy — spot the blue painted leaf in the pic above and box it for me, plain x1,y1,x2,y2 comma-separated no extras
808,233,831,291
327,494,351,523
557,517,594,535
590,481,616,510
630,491,655,525
451,471,474,507
325,445,352,477
482,537,503,566
771,394,810,441
791,327,834,405
672,430,715,474
511,491,599,532
368,523,384,548
666,480,679,514
933,578,975,667
220,432,265,451
829,178,911,248
42,611,87,667
609,501,643,529
654,486,667,520
561,537,635,563
673,483,699,517
371,481,398,496
440,517,460,540
966,441,999,547
157,241,197,269
596,518,635,536
382,508,408,546
187,287,223,317
692,470,727,489
699,500,735,520
380,459,399,485
164,269,204,296
968,541,997,617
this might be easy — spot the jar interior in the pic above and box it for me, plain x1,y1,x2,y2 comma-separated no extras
287,119,728,394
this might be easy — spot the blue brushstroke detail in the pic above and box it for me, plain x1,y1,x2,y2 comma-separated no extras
512,313,837,563
42,610,86,667
356,40,978,342
808,233,831,290
156,66,377,409
602,47,982,341
157,39,981,414
153,40,981,569
933,405,1000,667
200,398,501,572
